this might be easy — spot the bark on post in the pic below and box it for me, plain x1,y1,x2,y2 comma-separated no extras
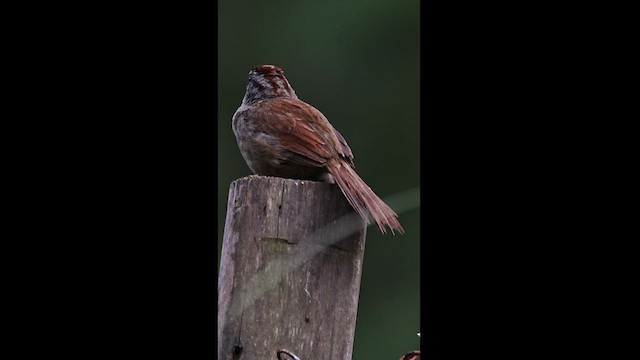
218,175,367,360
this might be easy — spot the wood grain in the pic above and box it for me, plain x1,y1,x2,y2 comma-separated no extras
218,175,367,360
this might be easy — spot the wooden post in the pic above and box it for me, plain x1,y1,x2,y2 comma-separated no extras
218,175,367,360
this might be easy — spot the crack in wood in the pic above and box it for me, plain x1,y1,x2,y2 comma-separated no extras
261,237,298,245
232,340,243,359
329,244,349,253
276,180,286,239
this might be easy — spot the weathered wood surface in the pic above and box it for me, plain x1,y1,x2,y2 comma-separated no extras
218,175,367,360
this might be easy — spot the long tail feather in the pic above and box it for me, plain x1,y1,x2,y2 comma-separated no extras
327,160,404,235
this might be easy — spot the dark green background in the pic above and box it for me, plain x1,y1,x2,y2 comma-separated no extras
218,0,420,357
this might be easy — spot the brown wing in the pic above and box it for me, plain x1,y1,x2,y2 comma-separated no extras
251,97,347,168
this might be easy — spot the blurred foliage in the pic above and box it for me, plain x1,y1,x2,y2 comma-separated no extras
218,0,420,357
